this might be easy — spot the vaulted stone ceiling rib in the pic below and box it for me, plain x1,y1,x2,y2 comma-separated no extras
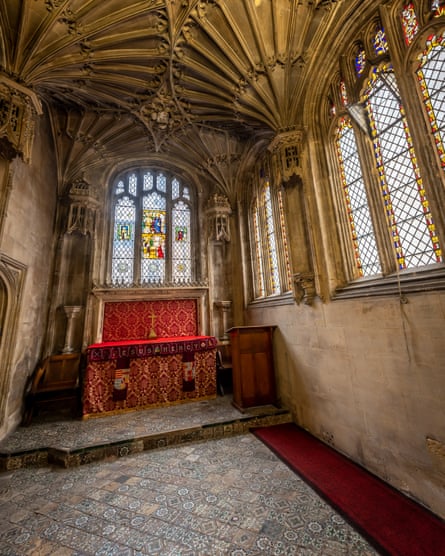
0,0,340,193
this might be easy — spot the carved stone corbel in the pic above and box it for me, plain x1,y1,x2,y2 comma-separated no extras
268,129,305,185
206,193,232,242
66,178,99,235
293,272,316,305
0,75,42,163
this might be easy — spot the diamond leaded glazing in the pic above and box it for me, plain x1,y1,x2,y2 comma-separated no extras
365,65,442,269
264,183,281,294
417,35,445,170
336,118,381,276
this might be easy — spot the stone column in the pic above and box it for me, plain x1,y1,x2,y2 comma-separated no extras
214,300,232,340
62,305,82,353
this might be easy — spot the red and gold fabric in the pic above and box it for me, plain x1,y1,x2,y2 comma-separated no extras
83,336,217,417
101,299,199,342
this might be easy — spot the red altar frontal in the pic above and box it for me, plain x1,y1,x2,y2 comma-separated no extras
83,336,218,418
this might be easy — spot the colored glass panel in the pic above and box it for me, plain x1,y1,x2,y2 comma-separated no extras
336,117,381,276
340,80,348,107
416,34,445,170
277,189,292,291
253,199,265,297
141,192,166,282
373,25,388,56
432,0,445,17
401,3,419,46
364,64,442,269
111,171,194,286
172,201,192,282
355,47,366,76
112,196,136,284
263,183,281,294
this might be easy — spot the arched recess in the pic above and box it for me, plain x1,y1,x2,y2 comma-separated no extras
0,253,27,430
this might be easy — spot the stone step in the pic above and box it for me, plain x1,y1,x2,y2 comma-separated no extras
0,407,292,470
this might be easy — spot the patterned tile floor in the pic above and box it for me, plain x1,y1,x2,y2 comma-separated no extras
0,397,379,555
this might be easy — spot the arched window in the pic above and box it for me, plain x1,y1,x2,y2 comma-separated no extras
252,179,291,298
333,17,443,284
364,64,441,269
110,169,193,286
335,116,381,276
416,33,445,171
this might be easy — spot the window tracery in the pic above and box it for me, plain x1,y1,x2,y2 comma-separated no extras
252,178,291,299
332,10,443,287
110,170,193,286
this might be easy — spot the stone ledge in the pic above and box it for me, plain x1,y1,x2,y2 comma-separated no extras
0,410,292,470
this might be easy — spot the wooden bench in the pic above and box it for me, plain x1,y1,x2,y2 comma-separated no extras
22,353,81,426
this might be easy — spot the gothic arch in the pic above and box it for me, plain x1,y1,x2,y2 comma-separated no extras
0,254,26,429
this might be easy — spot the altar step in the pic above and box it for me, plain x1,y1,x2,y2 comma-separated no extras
0,397,292,470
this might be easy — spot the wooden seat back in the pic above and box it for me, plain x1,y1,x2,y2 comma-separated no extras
30,353,81,393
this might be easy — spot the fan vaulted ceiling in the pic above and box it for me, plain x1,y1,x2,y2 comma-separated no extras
0,0,339,194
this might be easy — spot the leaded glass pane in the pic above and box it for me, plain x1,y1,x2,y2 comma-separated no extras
340,80,348,107
172,178,180,199
141,194,166,282
172,201,192,282
116,180,125,195
432,0,445,17
401,3,419,46
111,170,195,285
278,189,292,291
143,172,153,191
355,46,366,76
128,174,137,196
365,66,442,269
373,25,388,56
157,173,166,192
417,36,445,170
112,197,136,285
336,118,381,276
253,201,265,297
264,183,281,294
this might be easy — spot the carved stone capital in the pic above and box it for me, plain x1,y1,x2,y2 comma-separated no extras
293,272,316,305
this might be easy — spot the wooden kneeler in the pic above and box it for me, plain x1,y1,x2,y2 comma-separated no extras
22,353,81,426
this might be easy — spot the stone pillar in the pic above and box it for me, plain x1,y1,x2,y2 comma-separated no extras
214,300,232,340
62,305,82,353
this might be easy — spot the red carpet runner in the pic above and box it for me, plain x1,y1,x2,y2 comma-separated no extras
253,423,445,556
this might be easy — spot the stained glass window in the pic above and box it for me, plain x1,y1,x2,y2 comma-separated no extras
340,79,348,107
277,189,292,291
336,117,381,276
401,3,419,46
253,199,265,297
355,46,367,76
264,183,281,294
432,0,445,17
416,34,445,170
111,170,194,285
252,179,291,298
373,25,389,56
364,64,442,269
172,200,191,282
112,197,136,285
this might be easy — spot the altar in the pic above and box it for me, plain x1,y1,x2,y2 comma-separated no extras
83,336,218,417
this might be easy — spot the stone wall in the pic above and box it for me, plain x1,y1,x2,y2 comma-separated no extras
0,110,58,437
246,292,445,519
